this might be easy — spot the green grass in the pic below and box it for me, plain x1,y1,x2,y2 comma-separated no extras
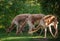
0,31,44,41
0,30,60,41
0,31,47,41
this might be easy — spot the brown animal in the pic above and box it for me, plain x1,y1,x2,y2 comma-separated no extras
7,14,30,33
7,14,45,35
29,15,58,38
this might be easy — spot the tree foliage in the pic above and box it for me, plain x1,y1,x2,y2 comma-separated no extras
0,0,41,28
0,0,60,29
38,0,60,15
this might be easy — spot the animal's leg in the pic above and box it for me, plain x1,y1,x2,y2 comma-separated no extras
26,17,35,34
49,25,55,38
19,21,26,33
16,25,19,34
27,23,41,34
39,28,43,35
7,22,15,33
27,20,35,34
44,28,47,38
17,22,23,34
54,23,58,37
16,21,26,35
14,21,20,34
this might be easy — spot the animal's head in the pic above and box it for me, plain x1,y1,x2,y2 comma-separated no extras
44,15,59,38
49,15,58,29
43,15,58,27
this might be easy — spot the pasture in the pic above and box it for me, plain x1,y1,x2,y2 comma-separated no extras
0,29,60,41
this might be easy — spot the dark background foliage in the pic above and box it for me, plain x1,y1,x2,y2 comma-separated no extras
0,0,60,41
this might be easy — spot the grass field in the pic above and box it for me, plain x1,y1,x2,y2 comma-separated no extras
0,29,60,41
0,31,44,41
